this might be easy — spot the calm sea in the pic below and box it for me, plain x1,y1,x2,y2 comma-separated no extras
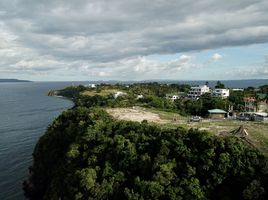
0,82,74,200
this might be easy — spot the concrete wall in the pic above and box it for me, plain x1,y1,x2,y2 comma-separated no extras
209,113,225,119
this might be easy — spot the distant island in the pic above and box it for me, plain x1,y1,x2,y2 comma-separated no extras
0,79,31,83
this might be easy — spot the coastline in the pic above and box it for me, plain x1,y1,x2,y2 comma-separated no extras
0,79,32,83
0,82,74,200
48,90,76,108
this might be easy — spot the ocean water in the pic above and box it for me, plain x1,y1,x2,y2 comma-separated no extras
0,82,73,200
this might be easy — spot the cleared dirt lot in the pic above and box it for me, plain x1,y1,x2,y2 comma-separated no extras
106,107,268,154
106,107,169,123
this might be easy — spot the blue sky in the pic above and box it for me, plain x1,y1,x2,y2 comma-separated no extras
0,0,268,81
146,43,268,80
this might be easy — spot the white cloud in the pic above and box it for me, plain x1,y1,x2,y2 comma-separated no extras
211,53,223,61
179,55,192,63
225,56,268,78
0,0,268,79
74,55,197,80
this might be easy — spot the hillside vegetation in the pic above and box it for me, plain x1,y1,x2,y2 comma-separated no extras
25,83,268,199
24,108,268,200
50,83,268,116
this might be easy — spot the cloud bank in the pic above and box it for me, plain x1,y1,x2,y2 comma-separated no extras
0,0,268,80
230,56,268,78
211,53,223,61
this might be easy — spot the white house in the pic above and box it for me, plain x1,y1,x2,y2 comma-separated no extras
86,83,96,88
170,95,179,101
212,89,229,98
253,112,268,122
113,91,126,99
188,85,210,99
244,97,257,112
232,88,244,91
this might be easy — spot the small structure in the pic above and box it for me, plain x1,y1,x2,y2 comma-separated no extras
229,125,249,138
220,125,249,138
253,112,268,122
208,109,227,119
113,91,126,99
220,126,255,147
232,88,244,91
87,83,96,88
188,85,210,99
166,94,179,101
236,112,268,121
212,89,229,98
236,112,252,121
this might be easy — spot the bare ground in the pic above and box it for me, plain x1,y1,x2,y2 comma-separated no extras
106,107,169,123
106,107,268,154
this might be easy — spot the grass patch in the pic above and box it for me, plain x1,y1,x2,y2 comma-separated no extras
106,106,268,155
244,122,268,154
143,107,187,121
147,110,268,154
81,89,118,97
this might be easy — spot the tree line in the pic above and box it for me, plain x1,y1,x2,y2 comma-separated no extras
53,83,268,116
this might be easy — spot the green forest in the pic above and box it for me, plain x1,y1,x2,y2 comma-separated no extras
24,107,268,200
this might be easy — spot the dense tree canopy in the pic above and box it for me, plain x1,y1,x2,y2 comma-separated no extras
259,85,268,94
215,81,225,89
24,108,268,200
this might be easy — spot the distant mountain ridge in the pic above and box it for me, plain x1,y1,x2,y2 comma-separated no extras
80,79,268,88
0,79,31,83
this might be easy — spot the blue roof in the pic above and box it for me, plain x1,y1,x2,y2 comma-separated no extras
208,109,227,114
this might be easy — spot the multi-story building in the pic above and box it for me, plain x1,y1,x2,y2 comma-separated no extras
212,89,230,98
188,85,210,99
243,94,268,112
243,97,256,112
